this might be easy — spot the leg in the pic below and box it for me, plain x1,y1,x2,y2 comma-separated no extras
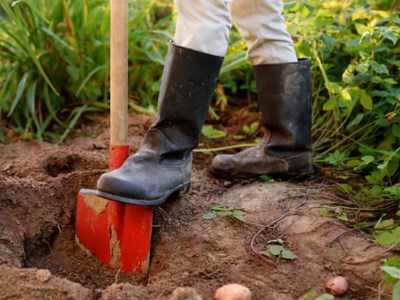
96,1,231,205
229,0,297,64
175,0,231,57
211,0,313,178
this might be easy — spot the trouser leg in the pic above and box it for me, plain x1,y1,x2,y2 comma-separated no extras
229,0,297,65
174,0,232,57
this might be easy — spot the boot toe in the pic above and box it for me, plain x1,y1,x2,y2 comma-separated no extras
211,155,236,174
97,170,157,200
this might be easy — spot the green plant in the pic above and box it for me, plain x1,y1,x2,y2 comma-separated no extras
259,174,275,183
0,0,172,142
382,258,400,299
202,125,227,139
262,239,297,261
301,290,335,300
242,121,259,137
202,205,246,222
0,0,107,141
286,0,400,186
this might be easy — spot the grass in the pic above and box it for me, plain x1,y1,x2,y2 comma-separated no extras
0,0,173,142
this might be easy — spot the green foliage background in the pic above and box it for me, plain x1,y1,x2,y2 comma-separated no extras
0,0,399,191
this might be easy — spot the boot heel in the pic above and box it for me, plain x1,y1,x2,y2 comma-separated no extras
288,152,314,176
180,182,191,196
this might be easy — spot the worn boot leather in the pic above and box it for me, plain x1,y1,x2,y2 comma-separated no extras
211,59,313,178
97,44,223,205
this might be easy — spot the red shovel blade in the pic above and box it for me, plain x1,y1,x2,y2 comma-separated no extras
75,145,153,273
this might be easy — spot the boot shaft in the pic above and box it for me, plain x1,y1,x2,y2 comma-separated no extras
254,59,312,156
142,44,224,155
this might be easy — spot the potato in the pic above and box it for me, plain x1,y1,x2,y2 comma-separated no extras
214,284,252,300
325,276,349,296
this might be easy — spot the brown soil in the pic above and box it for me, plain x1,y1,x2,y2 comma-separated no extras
0,112,393,300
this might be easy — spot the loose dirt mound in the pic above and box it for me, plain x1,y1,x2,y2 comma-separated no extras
0,113,392,299
0,266,93,299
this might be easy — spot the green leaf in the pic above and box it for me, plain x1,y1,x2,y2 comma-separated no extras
367,170,385,184
202,211,217,220
371,62,389,75
338,184,353,194
387,159,400,177
232,210,246,222
355,23,369,35
346,113,364,130
204,206,246,221
316,294,335,300
58,104,92,143
0,129,5,143
265,245,284,257
326,82,341,94
393,125,400,139
27,81,40,137
385,186,400,199
393,280,400,300
375,219,395,230
323,98,337,111
212,206,230,212
7,72,29,117
322,151,347,167
242,121,259,136
383,257,400,284
383,30,398,45
340,88,352,102
320,208,330,217
301,289,318,300
352,8,369,20
76,65,106,97
362,155,375,164
360,91,373,110
337,212,349,222
281,248,297,260
202,125,227,139
259,175,275,183
382,266,400,280
263,244,296,261
375,227,400,247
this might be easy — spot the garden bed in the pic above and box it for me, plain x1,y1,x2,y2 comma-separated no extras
0,113,393,299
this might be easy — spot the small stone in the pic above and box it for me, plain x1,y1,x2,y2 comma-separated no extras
35,269,51,283
223,181,232,188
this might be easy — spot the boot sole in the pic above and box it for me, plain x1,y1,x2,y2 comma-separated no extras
80,182,191,207
210,166,314,181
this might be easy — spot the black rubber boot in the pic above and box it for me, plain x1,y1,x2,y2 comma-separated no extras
96,44,223,206
211,59,313,178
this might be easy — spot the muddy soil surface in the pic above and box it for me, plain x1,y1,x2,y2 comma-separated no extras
0,113,393,299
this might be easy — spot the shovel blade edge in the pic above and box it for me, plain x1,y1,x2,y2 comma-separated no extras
75,191,153,273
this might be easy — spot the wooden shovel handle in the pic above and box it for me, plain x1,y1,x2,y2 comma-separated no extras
110,0,128,146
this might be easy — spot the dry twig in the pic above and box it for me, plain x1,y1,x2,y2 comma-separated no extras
249,197,307,263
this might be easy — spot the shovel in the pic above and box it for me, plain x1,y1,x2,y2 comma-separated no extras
75,0,153,274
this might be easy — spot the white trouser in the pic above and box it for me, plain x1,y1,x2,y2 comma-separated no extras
174,0,297,65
